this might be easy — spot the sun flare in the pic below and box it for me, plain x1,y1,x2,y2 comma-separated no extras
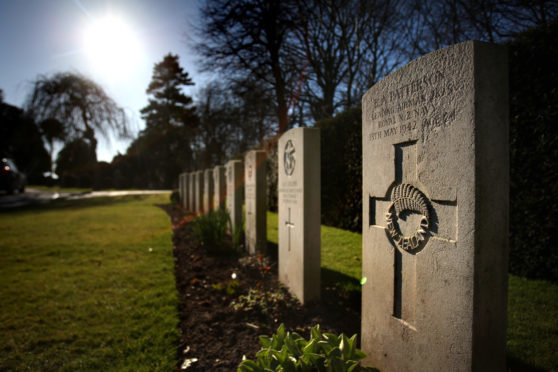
83,14,142,79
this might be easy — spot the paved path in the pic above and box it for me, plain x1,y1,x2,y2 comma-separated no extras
0,188,171,208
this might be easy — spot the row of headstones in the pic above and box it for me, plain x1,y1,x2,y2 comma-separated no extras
178,41,510,371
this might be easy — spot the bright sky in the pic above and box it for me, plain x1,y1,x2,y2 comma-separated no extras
0,0,208,162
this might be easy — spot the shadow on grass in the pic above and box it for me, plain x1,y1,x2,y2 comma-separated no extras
321,267,362,311
266,239,361,311
0,194,152,214
506,355,546,372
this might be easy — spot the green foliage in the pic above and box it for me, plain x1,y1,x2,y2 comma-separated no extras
508,20,558,281
192,208,231,253
316,106,362,232
231,287,296,315
238,324,377,372
170,189,180,205
212,280,240,296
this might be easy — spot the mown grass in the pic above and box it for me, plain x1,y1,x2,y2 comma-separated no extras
0,194,178,371
267,211,558,371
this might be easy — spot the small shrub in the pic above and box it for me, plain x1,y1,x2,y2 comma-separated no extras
170,189,180,205
192,209,231,254
238,324,377,372
231,287,296,314
212,280,240,296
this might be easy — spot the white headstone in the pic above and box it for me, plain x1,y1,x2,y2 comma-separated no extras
182,172,189,210
178,173,184,204
213,165,226,210
244,150,267,254
188,173,195,213
278,127,321,304
361,41,509,371
226,159,244,234
203,168,214,213
194,171,204,216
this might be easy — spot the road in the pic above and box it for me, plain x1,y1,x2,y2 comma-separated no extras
0,188,171,209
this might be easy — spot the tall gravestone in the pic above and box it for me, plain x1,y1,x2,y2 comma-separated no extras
244,150,267,254
226,160,244,234
194,170,204,216
213,165,226,210
203,169,214,213
182,172,189,210
188,173,195,213
278,127,321,304
361,41,508,371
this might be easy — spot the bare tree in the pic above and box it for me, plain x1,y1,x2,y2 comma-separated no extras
196,0,302,136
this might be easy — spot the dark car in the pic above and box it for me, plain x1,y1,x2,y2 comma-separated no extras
1,158,26,194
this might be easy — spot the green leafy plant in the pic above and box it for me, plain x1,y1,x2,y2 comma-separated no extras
231,287,296,315
192,209,230,253
238,324,377,372
212,280,240,296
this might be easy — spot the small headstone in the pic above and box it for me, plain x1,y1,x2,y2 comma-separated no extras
203,169,214,213
182,172,189,210
188,173,195,213
178,173,184,204
213,165,226,210
278,127,321,304
194,170,204,216
244,150,267,254
226,159,244,234
361,41,509,371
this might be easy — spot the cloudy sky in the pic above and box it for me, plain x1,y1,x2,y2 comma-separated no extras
0,0,209,161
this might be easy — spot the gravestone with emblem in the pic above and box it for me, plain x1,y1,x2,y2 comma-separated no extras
278,127,321,304
213,165,226,210
226,160,244,233
194,170,204,216
188,173,195,213
203,169,214,213
361,41,508,371
244,150,267,254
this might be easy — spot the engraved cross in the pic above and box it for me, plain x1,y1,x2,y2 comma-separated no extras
285,207,295,252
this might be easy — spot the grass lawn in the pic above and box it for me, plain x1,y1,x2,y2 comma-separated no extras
0,194,178,371
267,211,558,371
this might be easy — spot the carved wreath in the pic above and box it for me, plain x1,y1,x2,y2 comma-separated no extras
385,183,430,251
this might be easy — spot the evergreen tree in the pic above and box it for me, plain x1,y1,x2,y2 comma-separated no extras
137,53,197,188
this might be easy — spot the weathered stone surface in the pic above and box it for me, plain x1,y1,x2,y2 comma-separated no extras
226,160,244,233
361,41,509,371
182,173,189,210
244,150,267,254
204,169,214,213
213,165,226,210
188,173,195,213
194,170,204,216
178,173,184,205
278,127,321,304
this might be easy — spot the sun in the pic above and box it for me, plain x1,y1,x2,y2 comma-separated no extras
83,14,142,79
